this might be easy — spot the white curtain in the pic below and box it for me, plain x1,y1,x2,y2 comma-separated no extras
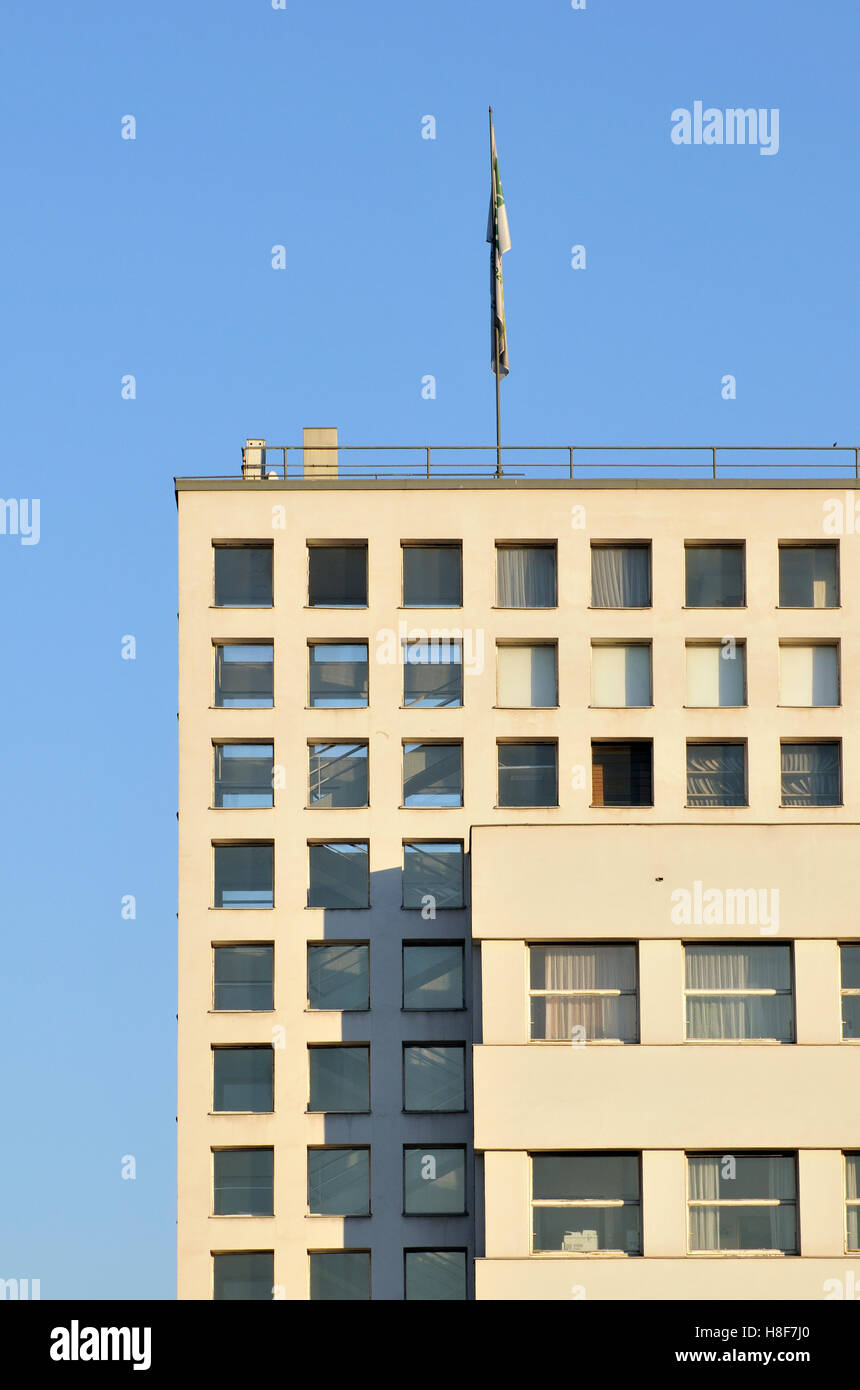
497,547,556,607
688,1155,721,1251
779,644,838,706
591,546,650,607
686,945,790,1040
497,645,557,706
689,1155,795,1252
686,743,745,806
534,945,636,1041
591,644,651,706
781,743,840,805
685,643,745,707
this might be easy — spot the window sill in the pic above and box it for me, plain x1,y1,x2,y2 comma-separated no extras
682,705,747,710
304,1008,370,1015
776,606,841,611
530,1250,639,1259
777,704,841,710
210,805,274,811
402,1006,468,1014
208,1010,275,1016
686,1250,794,1258
208,1112,274,1117
305,1211,372,1219
587,606,652,612
209,1213,274,1220
682,605,747,611
589,804,654,810
588,705,653,711
493,705,559,711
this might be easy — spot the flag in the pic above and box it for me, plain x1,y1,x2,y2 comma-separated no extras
487,114,511,377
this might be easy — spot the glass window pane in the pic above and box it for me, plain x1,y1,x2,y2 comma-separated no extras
591,545,651,607
841,945,860,990
214,844,273,909
404,1251,467,1301
308,842,369,908
498,742,558,807
213,1048,273,1112
309,1252,370,1300
404,642,463,708
779,644,839,706
781,743,840,806
686,643,745,707
591,742,652,807
530,944,637,992
686,995,793,1041
214,744,274,808
308,944,369,1010
309,643,368,708
686,944,791,991
213,1149,273,1216
403,842,464,909
214,546,272,607
213,1251,273,1300
685,546,745,607
215,644,273,708
497,546,557,607
404,1147,466,1214
591,645,651,707
403,744,463,807
841,995,860,1039
686,743,746,807
308,1047,369,1112
533,1153,640,1201
404,1045,466,1112
308,1149,370,1215
308,742,368,808
403,546,462,607
533,1205,641,1254
688,1153,796,1201
531,993,638,1042
779,545,838,608
689,1205,797,1253
497,645,557,707
846,1154,860,1202
214,945,273,1011
847,1207,860,1251
403,945,464,1010
308,546,367,607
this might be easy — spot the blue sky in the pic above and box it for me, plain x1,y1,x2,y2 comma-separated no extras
0,0,857,1298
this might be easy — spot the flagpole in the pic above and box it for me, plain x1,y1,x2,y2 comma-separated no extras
490,106,502,479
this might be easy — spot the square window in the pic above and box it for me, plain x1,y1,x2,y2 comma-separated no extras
402,544,462,607
308,1046,369,1112
591,544,651,608
308,1149,370,1215
308,842,369,908
214,945,273,1011
686,743,746,807
404,641,463,707
496,545,557,607
529,945,638,1042
498,742,558,807
496,644,557,708
685,544,745,607
214,545,272,608
403,743,463,807
308,643,368,708
403,944,465,1011
779,544,838,608
532,1154,641,1254
403,842,464,909
214,644,273,708
404,1146,466,1215
591,741,652,807
840,945,860,1040
685,944,793,1041
308,742,368,808
591,644,651,707
308,544,367,607
846,1154,860,1251
214,744,273,808
309,1251,370,1300
213,843,273,909
685,642,746,707
213,1251,273,1301
687,1153,797,1253
780,742,841,807
404,1250,467,1301
308,944,369,1011
779,643,839,706
404,1045,466,1112
213,1149,273,1216
213,1047,273,1113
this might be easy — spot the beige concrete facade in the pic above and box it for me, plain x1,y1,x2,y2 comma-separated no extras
177,465,860,1299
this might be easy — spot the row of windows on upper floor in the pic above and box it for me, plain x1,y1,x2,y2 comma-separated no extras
213,1249,465,1301
207,738,847,814
207,1151,860,1270
213,638,848,710
210,941,860,1043
210,540,843,610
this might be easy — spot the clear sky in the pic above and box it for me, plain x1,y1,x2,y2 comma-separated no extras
1,0,858,1298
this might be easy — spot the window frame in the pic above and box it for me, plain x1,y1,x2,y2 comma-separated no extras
777,540,840,610
402,1042,468,1114
307,640,369,709
306,941,370,1013
402,638,464,709
685,1151,798,1256
496,738,559,809
212,841,275,910
839,944,860,1041
590,739,653,809
402,1144,468,1217
589,640,653,709
212,540,273,609
213,639,274,709
307,1146,371,1217
845,1153,860,1252
307,1044,371,1114
683,541,746,609
685,739,748,809
495,640,559,709
401,941,466,1012
589,541,653,610
306,840,370,910
777,640,841,708
307,739,370,809
683,942,795,1044
530,1152,642,1256
684,639,747,708
212,740,275,809
528,942,639,1044
494,541,558,609
211,1044,274,1115
306,541,368,609
779,739,842,808
400,541,463,609
402,740,464,808
212,942,274,1013
212,1146,274,1218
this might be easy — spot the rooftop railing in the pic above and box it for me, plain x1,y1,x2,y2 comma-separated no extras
229,444,860,482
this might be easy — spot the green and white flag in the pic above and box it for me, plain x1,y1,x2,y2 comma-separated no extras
487,114,511,377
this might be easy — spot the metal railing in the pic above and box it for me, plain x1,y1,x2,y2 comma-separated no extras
232,444,860,482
